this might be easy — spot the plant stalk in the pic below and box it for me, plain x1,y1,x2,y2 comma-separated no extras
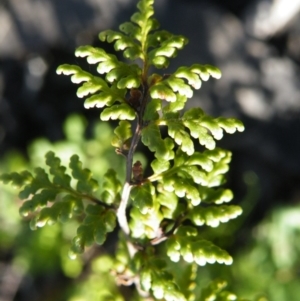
117,80,149,236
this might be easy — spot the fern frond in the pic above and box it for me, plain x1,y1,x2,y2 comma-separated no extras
70,204,116,256
149,64,221,101
138,255,186,301
57,64,127,109
141,124,175,160
167,226,233,266
153,148,232,206
188,204,243,228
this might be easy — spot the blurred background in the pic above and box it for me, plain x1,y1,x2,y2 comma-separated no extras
0,0,300,300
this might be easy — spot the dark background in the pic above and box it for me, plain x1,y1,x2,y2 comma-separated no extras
0,0,300,300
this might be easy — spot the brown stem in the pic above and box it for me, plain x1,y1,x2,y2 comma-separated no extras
117,79,149,237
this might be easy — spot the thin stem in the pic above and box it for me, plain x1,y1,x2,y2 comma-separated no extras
117,80,149,236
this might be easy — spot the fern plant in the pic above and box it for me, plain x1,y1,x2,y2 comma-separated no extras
0,0,249,300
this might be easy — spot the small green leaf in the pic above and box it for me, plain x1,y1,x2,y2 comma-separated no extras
76,77,108,98
143,99,162,121
130,182,155,214
117,74,140,89
140,268,152,291
150,83,176,102
100,103,136,121
71,204,116,254
75,45,110,63
45,151,71,187
142,123,174,160
163,174,200,206
100,169,122,205
167,226,233,266
19,189,58,217
166,120,194,155
148,35,188,68
156,190,178,219
151,158,170,175
0,170,33,188
83,86,125,109
181,108,244,150
30,195,84,229
164,76,193,98
130,202,163,239
139,254,186,301
69,155,99,194
56,64,92,83
204,64,222,79
186,152,213,172
199,188,234,204
162,94,187,114
174,66,202,89
190,64,222,80
216,117,245,133
111,120,132,149
188,205,243,227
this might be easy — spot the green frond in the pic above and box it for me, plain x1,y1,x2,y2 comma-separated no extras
141,123,175,160
99,29,142,60
0,170,33,189
150,74,193,102
1,152,105,234
156,190,178,219
183,108,244,149
29,195,83,230
163,172,200,206
131,0,159,48
188,204,243,227
164,119,195,155
75,45,117,66
57,64,127,110
75,45,142,88
149,64,221,103
83,86,125,109
70,204,116,256
69,155,99,194
45,151,70,187
151,158,171,175
139,256,186,301
111,120,133,150
99,0,159,60
100,103,136,121
18,188,58,217
143,99,162,121
167,226,233,266
148,35,188,68
155,148,232,206
56,64,93,83
100,169,122,205
156,107,244,153
130,182,155,214
150,83,177,102
198,187,234,204
130,196,163,239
